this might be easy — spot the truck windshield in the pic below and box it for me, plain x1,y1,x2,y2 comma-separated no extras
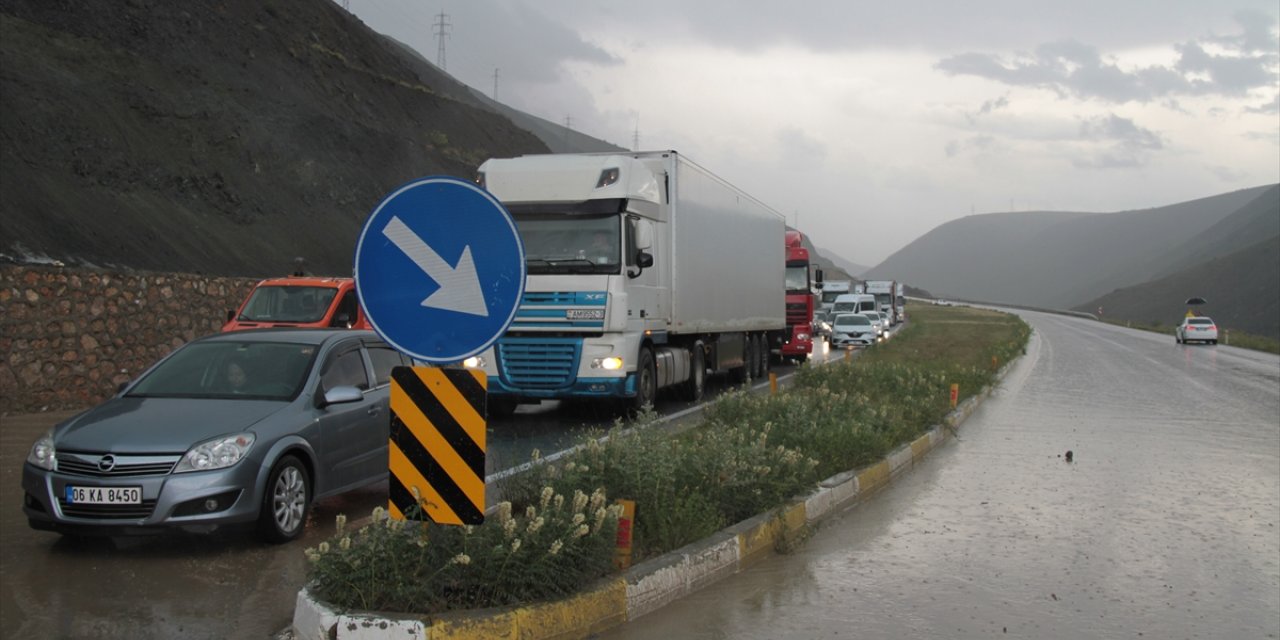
785,264,809,293
516,213,621,275
238,286,338,323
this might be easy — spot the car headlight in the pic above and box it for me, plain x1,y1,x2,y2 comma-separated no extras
27,429,56,471
174,433,256,473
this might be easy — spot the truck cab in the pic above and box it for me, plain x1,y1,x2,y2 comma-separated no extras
222,276,369,332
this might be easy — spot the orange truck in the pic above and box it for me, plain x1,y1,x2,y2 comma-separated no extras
222,275,370,331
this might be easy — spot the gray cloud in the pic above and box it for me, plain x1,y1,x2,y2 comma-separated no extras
945,135,997,158
1073,114,1163,168
1245,94,1280,114
935,12,1279,103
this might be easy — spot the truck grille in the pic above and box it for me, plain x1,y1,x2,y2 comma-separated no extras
57,453,180,478
786,301,810,325
497,338,580,389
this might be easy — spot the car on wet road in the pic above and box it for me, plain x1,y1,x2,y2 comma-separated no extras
1176,316,1219,345
22,329,408,543
830,313,877,348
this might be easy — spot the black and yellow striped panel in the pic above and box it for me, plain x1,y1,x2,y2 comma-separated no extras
388,366,486,525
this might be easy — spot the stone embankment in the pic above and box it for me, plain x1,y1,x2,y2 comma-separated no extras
1,265,256,415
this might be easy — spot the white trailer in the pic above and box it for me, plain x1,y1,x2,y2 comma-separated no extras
471,151,786,414
865,280,900,324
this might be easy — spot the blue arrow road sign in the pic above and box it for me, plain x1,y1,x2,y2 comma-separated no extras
354,176,525,363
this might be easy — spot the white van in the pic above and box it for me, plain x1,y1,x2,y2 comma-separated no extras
830,293,878,316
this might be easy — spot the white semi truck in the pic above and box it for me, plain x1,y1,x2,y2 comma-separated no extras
470,151,786,415
864,280,900,325
818,279,852,316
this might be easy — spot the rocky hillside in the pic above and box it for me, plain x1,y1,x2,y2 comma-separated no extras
0,0,550,277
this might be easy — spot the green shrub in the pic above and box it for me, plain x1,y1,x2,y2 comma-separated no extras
308,489,620,613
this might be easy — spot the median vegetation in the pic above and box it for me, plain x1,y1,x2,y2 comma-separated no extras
306,303,1031,614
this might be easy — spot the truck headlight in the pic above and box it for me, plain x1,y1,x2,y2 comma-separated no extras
592,356,624,370
175,434,256,473
463,356,487,369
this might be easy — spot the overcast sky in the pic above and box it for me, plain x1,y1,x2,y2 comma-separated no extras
344,0,1279,267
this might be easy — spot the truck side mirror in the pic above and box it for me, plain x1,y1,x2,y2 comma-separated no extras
628,251,654,279
814,269,824,287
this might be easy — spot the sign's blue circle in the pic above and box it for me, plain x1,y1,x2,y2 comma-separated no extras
354,176,525,364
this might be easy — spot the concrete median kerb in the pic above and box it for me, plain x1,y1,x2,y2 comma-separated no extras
292,358,1020,640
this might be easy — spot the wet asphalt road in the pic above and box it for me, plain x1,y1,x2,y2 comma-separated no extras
0,343,845,639
602,310,1280,640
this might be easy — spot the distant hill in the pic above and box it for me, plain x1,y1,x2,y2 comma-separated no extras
813,245,869,279
1078,235,1279,338
864,185,1277,309
379,36,627,154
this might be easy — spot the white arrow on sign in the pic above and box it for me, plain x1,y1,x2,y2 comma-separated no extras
382,216,489,317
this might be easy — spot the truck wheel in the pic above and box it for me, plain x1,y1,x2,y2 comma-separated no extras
730,336,749,385
488,397,518,419
631,347,656,415
258,455,310,544
679,343,705,402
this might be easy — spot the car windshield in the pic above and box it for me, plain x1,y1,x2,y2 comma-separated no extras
128,341,319,400
864,313,880,321
238,285,339,323
1188,318,1214,325
836,315,870,327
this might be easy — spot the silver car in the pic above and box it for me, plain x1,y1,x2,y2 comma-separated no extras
23,329,408,542
831,313,877,348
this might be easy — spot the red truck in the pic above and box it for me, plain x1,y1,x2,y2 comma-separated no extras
779,230,818,361
222,275,370,332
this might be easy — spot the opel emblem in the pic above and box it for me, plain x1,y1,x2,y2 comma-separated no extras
98,454,116,472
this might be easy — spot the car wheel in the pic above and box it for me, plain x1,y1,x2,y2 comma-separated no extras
679,342,705,402
630,347,657,415
258,455,310,544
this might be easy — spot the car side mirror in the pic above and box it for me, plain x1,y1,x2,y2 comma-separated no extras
226,309,235,322
317,385,363,408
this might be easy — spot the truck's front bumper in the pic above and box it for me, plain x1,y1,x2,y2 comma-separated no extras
487,374,635,400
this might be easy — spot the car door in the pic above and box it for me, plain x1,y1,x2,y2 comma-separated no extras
313,340,381,493
350,342,407,483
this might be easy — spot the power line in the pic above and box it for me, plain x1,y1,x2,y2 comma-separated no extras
432,11,451,70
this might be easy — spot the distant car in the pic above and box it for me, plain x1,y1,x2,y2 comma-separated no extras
1176,316,1219,345
23,329,409,542
831,313,877,348
861,311,887,339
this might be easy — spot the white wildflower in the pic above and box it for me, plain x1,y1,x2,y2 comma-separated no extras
574,524,590,538
548,539,563,555
540,486,554,509
510,539,521,553
334,513,347,535
450,553,471,566
527,516,545,535
572,513,586,526
572,490,589,514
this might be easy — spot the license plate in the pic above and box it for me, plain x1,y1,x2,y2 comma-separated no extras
66,486,142,505
566,309,605,320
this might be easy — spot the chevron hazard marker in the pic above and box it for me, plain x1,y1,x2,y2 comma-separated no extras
388,366,486,525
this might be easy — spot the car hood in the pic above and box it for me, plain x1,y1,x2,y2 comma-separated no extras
54,397,288,454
